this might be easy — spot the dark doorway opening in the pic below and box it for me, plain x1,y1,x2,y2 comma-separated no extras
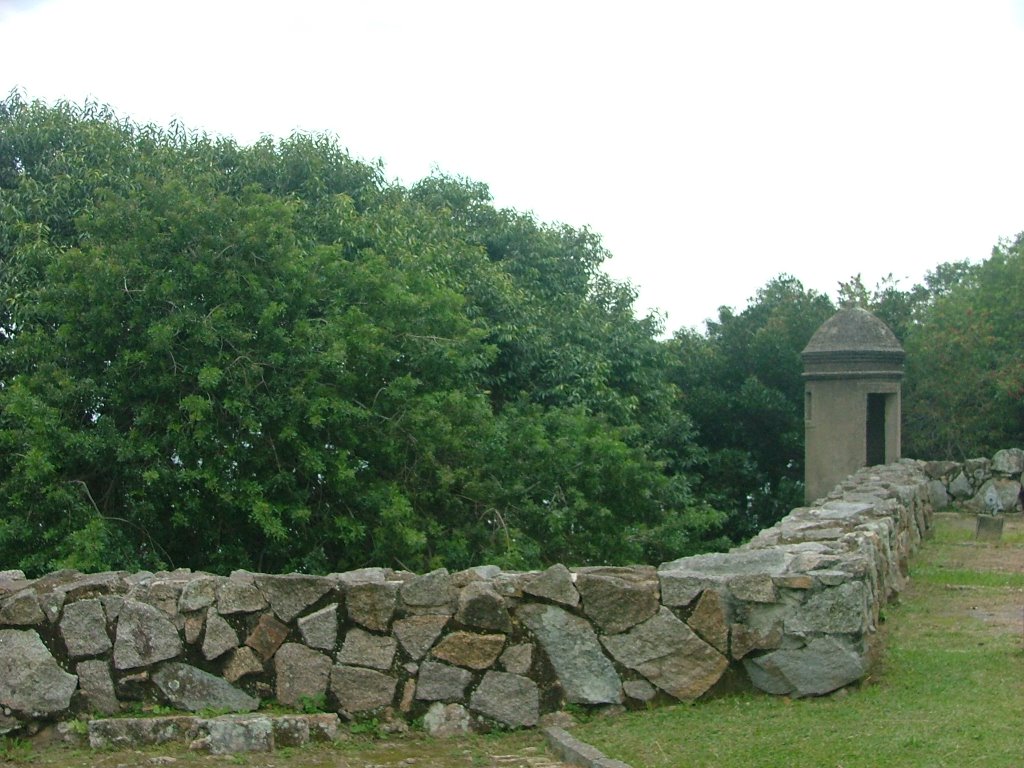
866,393,886,466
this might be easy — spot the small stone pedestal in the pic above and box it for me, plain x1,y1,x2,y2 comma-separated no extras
975,515,1004,542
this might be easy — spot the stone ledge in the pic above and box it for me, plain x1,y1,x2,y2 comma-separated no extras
543,726,632,768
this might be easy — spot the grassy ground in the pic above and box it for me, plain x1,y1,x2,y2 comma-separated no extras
2,512,1021,767
571,511,1024,768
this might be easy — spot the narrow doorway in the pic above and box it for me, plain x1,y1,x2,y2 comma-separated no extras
866,393,886,466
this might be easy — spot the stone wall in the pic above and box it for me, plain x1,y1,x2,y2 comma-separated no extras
0,459,937,737
920,448,1024,514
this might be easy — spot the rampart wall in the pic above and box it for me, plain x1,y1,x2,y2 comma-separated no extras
0,456,955,738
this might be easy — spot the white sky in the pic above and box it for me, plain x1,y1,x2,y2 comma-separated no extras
3,0,1024,333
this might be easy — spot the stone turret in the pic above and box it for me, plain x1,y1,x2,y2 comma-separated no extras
802,307,905,502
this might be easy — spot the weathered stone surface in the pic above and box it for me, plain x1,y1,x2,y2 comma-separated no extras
992,448,1024,475
101,594,124,623
184,612,204,645
275,643,332,707
0,629,78,714
216,576,268,615
244,613,289,661
623,678,657,702
660,549,790,606
298,603,338,650
470,671,539,728
337,627,397,670
274,713,338,744
345,582,399,631
431,631,505,670
743,636,868,696
76,659,120,715
223,646,264,683
152,662,258,712
926,480,950,510
178,576,221,612
452,565,502,587
455,581,512,632
728,573,779,603
499,643,533,675
330,665,396,713
422,702,471,737
0,712,18,736
254,574,333,623
400,568,454,609
114,600,182,669
202,611,239,660
974,478,1022,513
517,603,622,704
0,589,44,627
193,715,273,754
60,598,111,659
89,715,200,748
393,614,448,660
601,608,728,701
686,589,729,654
415,660,474,701
965,457,991,484
730,622,783,659
522,564,579,607
576,568,660,634
948,472,974,500
785,582,868,635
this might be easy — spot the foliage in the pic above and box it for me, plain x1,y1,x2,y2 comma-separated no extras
668,276,834,541
0,93,721,575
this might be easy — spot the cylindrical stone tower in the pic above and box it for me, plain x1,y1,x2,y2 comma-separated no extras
802,307,905,502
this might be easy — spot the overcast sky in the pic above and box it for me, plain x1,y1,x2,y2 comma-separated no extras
3,0,1024,332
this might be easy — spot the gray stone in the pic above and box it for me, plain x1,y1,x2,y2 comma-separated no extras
976,514,1005,542
101,594,124,623
152,662,258,712
400,568,454,609
337,627,396,670
194,715,273,754
601,608,728,701
431,631,505,670
517,603,622,704
659,548,790,607
60,598,111,659
244,613,289,661
499,643,533,675
452,565,502,586
274,643,332,708
965,457,991,485
743,636,868,696
223,646,264,683
178,576,221,612
576,568,660,634
926,479,950,510
330,665,396,713
216,576,268,615
992,448,1024,475
415,660,473,701
975,478,1022,513
88,715,200,748
949,471,974,500
0,589,44,627
730,622,783,659
623,678,657,702
470,671,539,728
184,612,204,645
785,582,868,635
422,702,471,737
393,614,448,660
728,573,779,603
202,611,239,661
76,659,120,715
276,713,338,743
298,603,338,651
522,564,580,607
0,629,78,714
345,582,399,631
113,600,182,670
455,581,512,632
254,574,333,623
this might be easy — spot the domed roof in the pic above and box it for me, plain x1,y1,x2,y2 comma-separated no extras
802,307,903,355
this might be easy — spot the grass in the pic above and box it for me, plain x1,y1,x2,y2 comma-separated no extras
570,512,1024,768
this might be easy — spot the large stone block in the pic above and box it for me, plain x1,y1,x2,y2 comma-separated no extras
521,564,579,607
274,643,332,707
152,662,258,713
455,581,511,632
254,574,333,623
517,603,622,704
298,603,339,651
60,598,111,659
337,627,396,670
0,589,44,627
0,629,78,714
393,614,448,660
470,671,539,728
431,631,505,670
330,665,397,713
743,636,868,697
575,567,659,634
346,582,399,631
415,660,473,702
114,600,182,670
202,611,239,661
601,608,727,701
76,659,120,715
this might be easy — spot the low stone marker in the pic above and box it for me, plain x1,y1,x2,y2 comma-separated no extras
975,514,1004,542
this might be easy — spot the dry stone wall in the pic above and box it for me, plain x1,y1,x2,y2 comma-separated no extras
921,448,1024,514
0,459,938,736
